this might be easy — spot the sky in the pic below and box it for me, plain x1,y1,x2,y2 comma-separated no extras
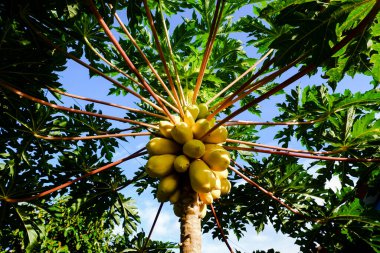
55,2,375,252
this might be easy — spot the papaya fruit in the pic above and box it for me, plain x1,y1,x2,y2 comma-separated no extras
173,115,182,124
220,178,231,195
186,105,199,120
146,137,180,155
214,176,221,190
189,159,217,193
202,148,230,171
197,103,209,119
169,189,181,204
146,154,176,178
174,155,190,173
213,169,228,179
183,109,195,127
203,125,228,143
192,119,211,139
158,174,179,196
211,189,221,200
156,189,170,202
183,139,205,159
199,192,213,205
171,122,193,144
159,121,174,138
204,143,224,152
209,117,216,127
199,203,207,218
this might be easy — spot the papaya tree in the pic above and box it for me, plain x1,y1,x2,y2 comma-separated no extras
1,0,380,252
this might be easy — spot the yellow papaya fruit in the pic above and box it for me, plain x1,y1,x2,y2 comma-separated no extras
213,169,228,179
186,105,199,120
214,176,221,190
197,103,209,119
209,117,216,127
183,139,205,159
169,189,181,204
211,189,221,200
199,203,207,218
189,160,217,193
158,174,179,195
174,155,190,173
204,143,224,152
146,137,180,155
199,192,213,205
192,119,211,139
203,126,228,143
173,115,182,124
159,121,174,138
220,178,231,195
183,109,195,127
202,148,230,171
171,122,193,144
146,154,176,178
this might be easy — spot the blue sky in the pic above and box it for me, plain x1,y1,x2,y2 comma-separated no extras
54,3,375,252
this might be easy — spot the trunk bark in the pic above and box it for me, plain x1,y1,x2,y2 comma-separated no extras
180,181,202,253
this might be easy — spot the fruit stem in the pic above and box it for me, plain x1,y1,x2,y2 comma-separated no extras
192,0,225,104
142,202,164,251
229,165,303,216
210,204,234,253
22,15,166,114
33,132,151,141
3,148,147,203
224,146,380,162
206,49,274,107
47,86,168,120
158,0,187,106
142,0,185,119
0,80,158,130
88,0,177,123
110,4,180,113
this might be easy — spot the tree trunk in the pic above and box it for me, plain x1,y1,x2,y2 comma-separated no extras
180,181,201,253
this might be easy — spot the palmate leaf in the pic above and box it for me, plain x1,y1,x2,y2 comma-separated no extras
367,235,380,252
234,12,289,53
326,1,377,84
370,43,380,83
239,0,379,88
120,231,178,252
371,19,380,83
1,202,47,251
116,194,140,234
348,113,380,147
274,84,380,151
329,199,380,244
334,89,380,111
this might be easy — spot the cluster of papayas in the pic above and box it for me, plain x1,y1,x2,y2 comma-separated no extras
145,103,232,218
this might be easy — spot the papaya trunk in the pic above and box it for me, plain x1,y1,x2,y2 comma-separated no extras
180,182,201,253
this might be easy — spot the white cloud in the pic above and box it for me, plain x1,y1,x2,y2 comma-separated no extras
202,224,300,253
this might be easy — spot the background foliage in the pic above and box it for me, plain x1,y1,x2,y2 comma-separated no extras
1,0,379,252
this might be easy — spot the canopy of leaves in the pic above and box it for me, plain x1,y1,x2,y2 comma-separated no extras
1,0,379,252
